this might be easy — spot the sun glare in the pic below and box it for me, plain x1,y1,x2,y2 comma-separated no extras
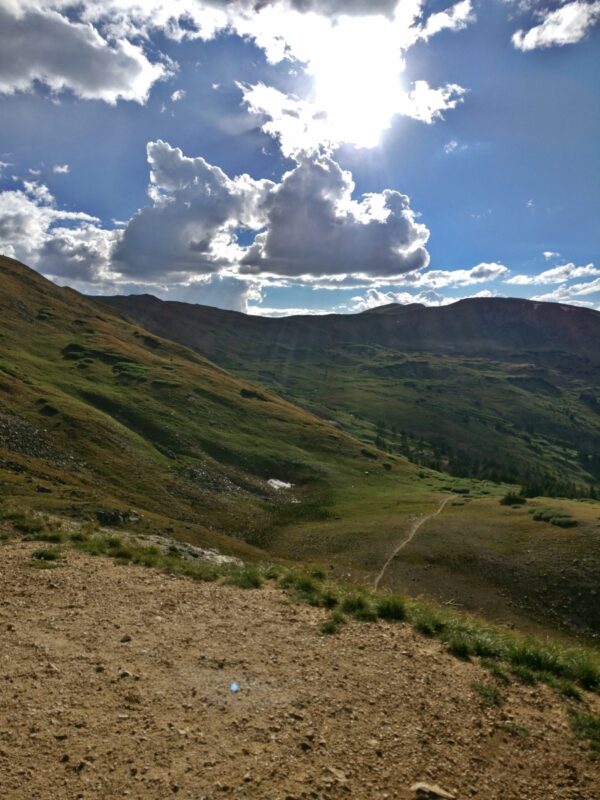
308,16,405,148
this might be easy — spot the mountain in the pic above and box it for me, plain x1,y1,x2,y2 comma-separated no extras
2,255,599,640
0,254,428,559
98,293,600,493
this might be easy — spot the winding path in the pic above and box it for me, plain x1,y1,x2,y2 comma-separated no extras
373,495,451,590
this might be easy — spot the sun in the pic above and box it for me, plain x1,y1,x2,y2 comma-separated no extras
305,15,406,148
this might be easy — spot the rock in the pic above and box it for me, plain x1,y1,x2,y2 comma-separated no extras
411,782,455,799
120,634,132,643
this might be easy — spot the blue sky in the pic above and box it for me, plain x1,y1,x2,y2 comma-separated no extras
0,0,599,314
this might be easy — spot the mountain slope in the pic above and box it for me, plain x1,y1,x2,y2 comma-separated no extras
0,255,426,557
2,256,599,641
99,294,600,492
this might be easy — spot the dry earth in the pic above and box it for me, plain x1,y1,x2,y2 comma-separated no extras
1,541,599,800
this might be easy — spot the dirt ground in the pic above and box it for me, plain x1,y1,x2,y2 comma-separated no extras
0,540,598,800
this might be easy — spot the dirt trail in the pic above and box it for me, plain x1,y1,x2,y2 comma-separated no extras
1,540,599,800
374,496,451,590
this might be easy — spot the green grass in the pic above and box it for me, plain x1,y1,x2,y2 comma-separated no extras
472,682,503,707
568,708,600,751
30,546,62,562
376,594,406,621
225,565,264,590
320,610,346,636
340,592,378,622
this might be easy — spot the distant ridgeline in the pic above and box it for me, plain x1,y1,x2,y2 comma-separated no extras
98,294,600,499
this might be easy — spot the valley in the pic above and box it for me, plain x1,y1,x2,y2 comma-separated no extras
0,255,599,645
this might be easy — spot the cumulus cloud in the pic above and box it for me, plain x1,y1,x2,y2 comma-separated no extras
0,5,170,103
240,151,430,277
0,181,115,282
506,262,599,285
52,164,70,174
512,1,600,50
113,139,274,278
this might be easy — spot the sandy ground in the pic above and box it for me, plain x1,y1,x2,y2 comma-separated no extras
0,540,598,800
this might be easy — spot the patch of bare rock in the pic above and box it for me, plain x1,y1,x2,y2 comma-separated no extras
0,540,598,799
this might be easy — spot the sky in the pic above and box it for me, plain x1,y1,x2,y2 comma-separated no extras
0,0,599,316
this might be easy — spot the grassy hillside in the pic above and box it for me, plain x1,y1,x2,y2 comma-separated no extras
0,255,429,558
99,294,600,494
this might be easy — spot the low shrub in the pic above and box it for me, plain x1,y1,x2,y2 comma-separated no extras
500,492,527,506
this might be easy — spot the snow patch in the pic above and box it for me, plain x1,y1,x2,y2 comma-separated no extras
268,479,293,490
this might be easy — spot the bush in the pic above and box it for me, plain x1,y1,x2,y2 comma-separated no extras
500,492,526,506
532,507,577,528
240,388,268,401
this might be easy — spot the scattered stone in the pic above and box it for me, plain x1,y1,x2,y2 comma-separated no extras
411,782,455,799
120,634,132,643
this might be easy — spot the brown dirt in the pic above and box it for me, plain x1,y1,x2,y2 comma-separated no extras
1,541,598,800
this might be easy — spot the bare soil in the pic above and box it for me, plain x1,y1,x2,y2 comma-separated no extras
1,541,599,800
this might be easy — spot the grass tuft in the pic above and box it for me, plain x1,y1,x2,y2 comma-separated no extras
376,594,406,621
472,682,503,707
225,565,263,590
340,592,377,622
568,708,600,751
320,610,346,636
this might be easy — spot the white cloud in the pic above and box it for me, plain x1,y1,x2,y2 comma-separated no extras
240,150,430,277
443,139,468,154
52,163,70,174
512,1,600,50
348,286,501,312
0,5,170,103
506,262,599,285
543,249,560,259
170,89,186,102
113,139,274,278
532,277,600,307
0,182,112,282
403,262,509,288
164,273,262,312
420,0,475,38
236,2,469,152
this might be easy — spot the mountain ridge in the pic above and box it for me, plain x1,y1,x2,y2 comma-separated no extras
98,290,600,492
